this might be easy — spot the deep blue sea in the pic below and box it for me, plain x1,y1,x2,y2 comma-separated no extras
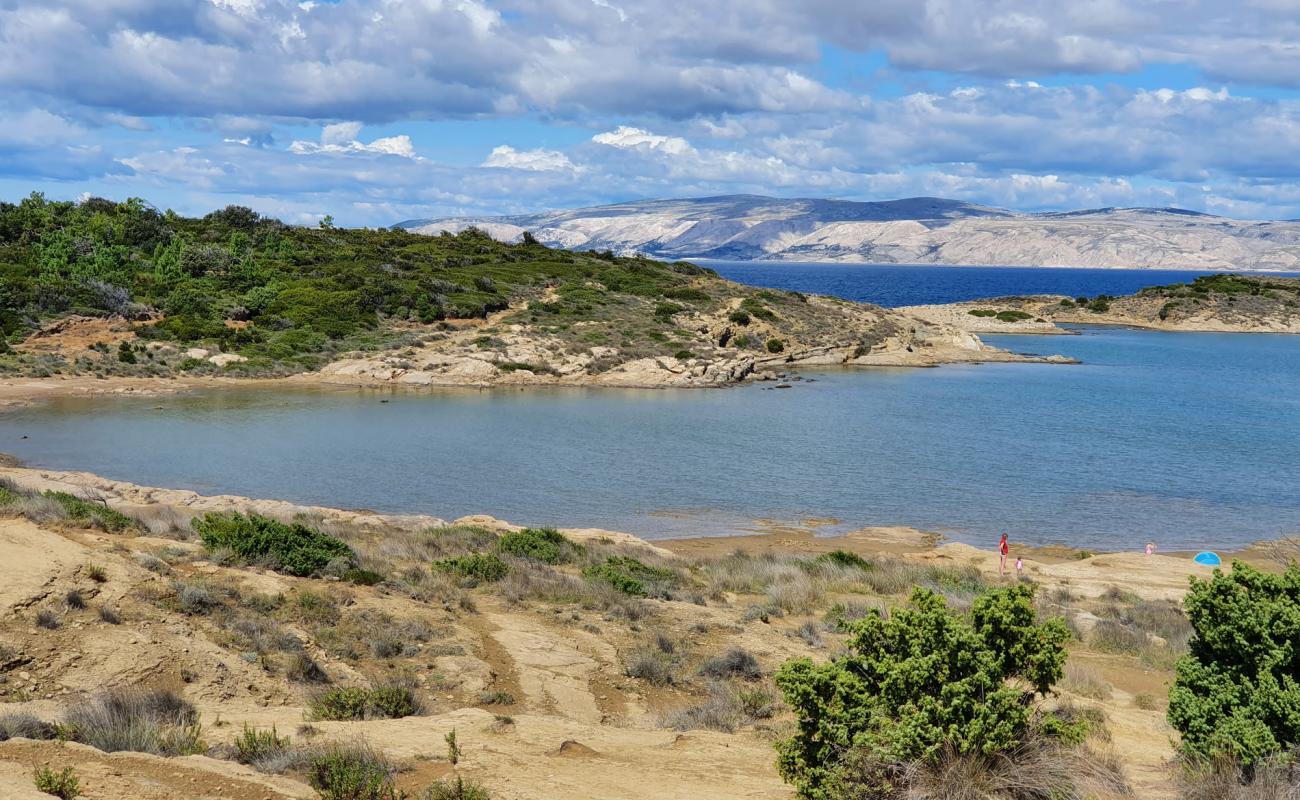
3,266,1298,551
700,260,1296,307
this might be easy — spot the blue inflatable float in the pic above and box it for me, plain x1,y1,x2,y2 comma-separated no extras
1193,551,1222,566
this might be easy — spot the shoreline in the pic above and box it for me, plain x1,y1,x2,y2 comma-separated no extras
0,461,1276,571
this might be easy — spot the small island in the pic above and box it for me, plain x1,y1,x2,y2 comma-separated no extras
901,274,1300,335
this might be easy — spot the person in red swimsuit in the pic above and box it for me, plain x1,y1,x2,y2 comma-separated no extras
998,533,1009,577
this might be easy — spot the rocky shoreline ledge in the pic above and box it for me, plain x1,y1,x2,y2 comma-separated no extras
901,274,1300,336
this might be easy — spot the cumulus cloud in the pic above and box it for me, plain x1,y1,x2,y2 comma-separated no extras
289,124,419,158
482,145,576,171
4,0,1300,222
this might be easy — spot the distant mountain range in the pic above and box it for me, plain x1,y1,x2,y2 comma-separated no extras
395,195,1300,271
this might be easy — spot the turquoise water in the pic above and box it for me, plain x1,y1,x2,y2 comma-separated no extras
3,325,1299,551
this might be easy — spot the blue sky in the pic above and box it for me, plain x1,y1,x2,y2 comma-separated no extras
3,0,1300,225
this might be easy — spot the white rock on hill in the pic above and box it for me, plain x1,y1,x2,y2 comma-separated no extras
395,194,1300,271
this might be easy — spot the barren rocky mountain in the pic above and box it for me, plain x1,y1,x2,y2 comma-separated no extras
398,195,1300,270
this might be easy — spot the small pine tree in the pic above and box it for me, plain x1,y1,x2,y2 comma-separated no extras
117,341,136,364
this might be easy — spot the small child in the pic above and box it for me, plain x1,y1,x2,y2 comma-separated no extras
1015,556,1024,576
1145,542,1155,556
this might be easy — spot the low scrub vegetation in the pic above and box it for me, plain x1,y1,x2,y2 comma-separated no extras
62,687,203,756
435,553,509,583
194,511,355,577
497,527,581,564
582,555,679,597
34,766,81,799
309,743,399,800
308,684,421,721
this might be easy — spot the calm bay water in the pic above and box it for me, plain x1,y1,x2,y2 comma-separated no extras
701,260,1298,307
4,323,1300,551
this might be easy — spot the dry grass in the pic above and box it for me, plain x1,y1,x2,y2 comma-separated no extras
1178,756,1300,800
63,687,203,756
835,735,1132,800
1060,662,1113,701
661,681,780,733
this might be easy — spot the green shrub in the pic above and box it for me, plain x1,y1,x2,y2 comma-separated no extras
967,308,998,318
435,553,509,582
34,766,80,799
728,310,751,325
740,297,778,321
117,341,136,363
774,585,1069,799
193,512,353,577
994,310,1033,322
496,528,579,564
673,349,694,360
309,685,420,721
765,338,785,354
309,745,398,800
814,550,871,571
233,724,289,765
423,777,491,800
1168,561,1300,766
43,492,135,533
582,556,678,597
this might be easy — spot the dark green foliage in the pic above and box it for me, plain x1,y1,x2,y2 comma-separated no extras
193,512,353,577
774,585,1070,800
309,745,398,800
765,338,785,353
994,310,1032,322
43,491,136,533
740,297,778,321
1168,562,1300,766
497,528,580,564
34,766,80,799
582,556,678,597
0,193,717,374
435,553,509,582
815,550,872,571
967,308,998,318
308,684,420,721
116,340,136,363
728,310,751,325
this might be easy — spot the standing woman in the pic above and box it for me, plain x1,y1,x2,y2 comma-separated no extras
998,533,1009,576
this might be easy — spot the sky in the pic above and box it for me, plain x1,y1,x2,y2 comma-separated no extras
4,1,1300,226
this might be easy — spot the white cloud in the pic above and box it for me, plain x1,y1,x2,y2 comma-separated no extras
290,124,419,159
482,145,576,171
593,126,692,155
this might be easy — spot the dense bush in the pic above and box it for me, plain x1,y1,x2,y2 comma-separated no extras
765,337,785,353
496,527,580,564
582,556,678,597
309,744,399,800
1168,562,1300,766
774,585,1070,800
309,685,421,721
0,193,718,373
43,491,136,533
435,553,509,582
193,512,354,577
